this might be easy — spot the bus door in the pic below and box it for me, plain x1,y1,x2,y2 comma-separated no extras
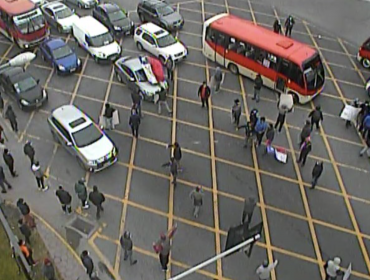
214,32,226,66
275,59,291,94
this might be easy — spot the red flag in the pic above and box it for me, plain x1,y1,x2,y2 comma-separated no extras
148,56,165,82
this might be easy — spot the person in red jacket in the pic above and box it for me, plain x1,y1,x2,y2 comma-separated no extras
197,81,211,109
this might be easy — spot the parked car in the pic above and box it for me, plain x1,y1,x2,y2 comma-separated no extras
30,0,46,6
40,38,81,75
93,2,134,36
0,67,48,110
72,16,121,63
114,56,168,101
134,22,187,64
48,105,118,172
41,2,79,33
64,0,98,9
137,0,183,31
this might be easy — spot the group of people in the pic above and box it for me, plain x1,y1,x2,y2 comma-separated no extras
273,15,296,37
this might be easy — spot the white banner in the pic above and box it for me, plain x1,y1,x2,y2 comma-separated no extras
340,105,361,122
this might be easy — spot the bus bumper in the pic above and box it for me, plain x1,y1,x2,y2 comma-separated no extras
17,30,49,49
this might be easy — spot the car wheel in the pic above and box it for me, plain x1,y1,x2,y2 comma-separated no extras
138,13,145,22
136,42,144,51
362,58,370,69
228,63,239,75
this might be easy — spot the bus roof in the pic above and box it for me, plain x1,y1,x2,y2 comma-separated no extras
210,14,317,66
0,0,35,16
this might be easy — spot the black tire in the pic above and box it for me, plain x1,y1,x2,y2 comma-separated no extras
362,58,370,69
136,42,144,51
228,63,239,75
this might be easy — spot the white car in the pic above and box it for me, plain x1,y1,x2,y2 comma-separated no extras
134,22,187,65
30,0,46,6
41,2,80,33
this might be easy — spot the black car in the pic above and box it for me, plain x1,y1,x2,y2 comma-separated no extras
0,67,48,110
137,0,184,31
93,3,134,36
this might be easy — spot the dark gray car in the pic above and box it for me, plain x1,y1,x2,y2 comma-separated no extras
137,0,184,31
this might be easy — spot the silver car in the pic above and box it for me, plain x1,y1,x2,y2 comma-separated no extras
48,105,118,172
64,0,98,9
41,2,79,33
114,56,168,102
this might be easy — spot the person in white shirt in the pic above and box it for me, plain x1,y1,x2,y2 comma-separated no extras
325,257,344,280
256,260,278,280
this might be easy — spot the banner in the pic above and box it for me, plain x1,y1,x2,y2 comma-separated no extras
340,105,361,122
112,110,120,126
343,263,351,280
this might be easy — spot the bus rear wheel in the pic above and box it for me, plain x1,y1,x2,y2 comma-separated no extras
362,58,370,69
228,63,239,75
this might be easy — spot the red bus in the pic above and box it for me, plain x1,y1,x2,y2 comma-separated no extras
202,14,325,104
357,38,370,69
0,0,49,49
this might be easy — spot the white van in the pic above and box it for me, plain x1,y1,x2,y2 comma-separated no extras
72,16,121,62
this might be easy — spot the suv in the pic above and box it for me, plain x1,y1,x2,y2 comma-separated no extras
134,23,187,64
137,0,183,31
48,105,118,172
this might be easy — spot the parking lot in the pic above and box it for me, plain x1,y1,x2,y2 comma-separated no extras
1,0,370,279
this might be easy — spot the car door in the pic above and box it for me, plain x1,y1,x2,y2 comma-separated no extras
120,65,136,90
43,45,53,64
93,7,103,21
151,7,161,25
51,117,76,154
43,7,55,26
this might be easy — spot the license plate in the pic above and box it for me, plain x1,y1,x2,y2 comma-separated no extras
70,68,76,72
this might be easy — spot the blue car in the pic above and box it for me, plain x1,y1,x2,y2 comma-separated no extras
39,38,81,75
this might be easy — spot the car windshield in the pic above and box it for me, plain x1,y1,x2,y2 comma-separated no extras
135,69,148,82
13,76,37,94
157,34,176,48
108,10,127,22
13,9,45,35
303,54,325,91
88,32,114,47
55,8,73,19
156,4,174,16
52,45,73,60
72,123,103,148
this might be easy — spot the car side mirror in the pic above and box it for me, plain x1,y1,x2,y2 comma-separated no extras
66,142,72,147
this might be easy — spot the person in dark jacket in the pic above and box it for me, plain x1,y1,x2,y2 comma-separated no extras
5,105,18,133
18,218,32,245
189,186,204,218
103,103,115,130
23,141,35,164
131,90,143,118
249,108,259,132
238,121,253,148
166,58,175,81
198,81,211,109
299,120,312,147
3,149,17,177
17,199,35,228
89,186,105,219
167,142,182,169
273,19,282,34
31,161,48,191
264,124,275,155
0,165,12,193
311,161,323,189
129,109,140,138
253,74,263,102
255,117,268,147
56,185,72,214
157,89,172,115
42,258,56,280
284,15,295,37
231,99,242,127
80,250,94,279
309,106,323,130
162,157,178,187
297,137,312,167
242,197,256,226
275,107,287,133
75,178,89,209
120,231,137,265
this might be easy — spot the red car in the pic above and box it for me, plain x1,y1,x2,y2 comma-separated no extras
358,38,370,68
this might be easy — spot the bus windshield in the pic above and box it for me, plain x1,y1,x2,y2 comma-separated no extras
13,9,45,35
303,54,325,91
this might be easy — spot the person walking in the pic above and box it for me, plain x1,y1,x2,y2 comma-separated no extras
231,99,242,127
299,120,312,147
120,231,137,265
210,67,224,94
5,105,18,133
19,240,36,266
189,186,204,218
129,109,140,138
0,124,7,143
162,157,178,187
273,19,282,34
256,260,278,280
311,161,323,189
274,107,287,133
198,81,211,109
131,89,143,118
23,141,35,165
75,178,89,209
238,121,253,148
3,149,18,177
157,89,172,115
297,137,312,167
255,117,268,147
153,225,177,271
252,74,263,102
309,106,324,130
166,58,175,82
0,165,12,193
284,15,295,37
103,103,116,130
241,197,256,226
167,142,182,170
89,185,105,219
250,108,259,132
31,161,48,191
17,198,36,229
55,186,72,214
42,258,56,280
80,250,94,279
18,219,32,245
264,124,275,155
324,257,344,280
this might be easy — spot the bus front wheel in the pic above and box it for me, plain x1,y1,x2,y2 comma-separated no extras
362,58,370,69
228,63,239,75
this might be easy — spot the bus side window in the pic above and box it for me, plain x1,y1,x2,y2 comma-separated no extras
278,59,292,78
266,53,278,70
256,49,268,65
228,37,237,51
236,42,245,54
290,64,304,88
245,44,255,59
206,27,216,43
216,33,227,48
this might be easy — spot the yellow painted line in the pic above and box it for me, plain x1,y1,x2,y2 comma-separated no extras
69,52,90,105
326,76,364,89
44,143,59,177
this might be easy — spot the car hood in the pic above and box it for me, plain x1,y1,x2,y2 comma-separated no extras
138,81,162,95
162,12,182,24
58,15,79,27
20,84,43,102
160,41,186,54
55,53,78,68
93,42,121,56
78,134,114,161
113,17,132,30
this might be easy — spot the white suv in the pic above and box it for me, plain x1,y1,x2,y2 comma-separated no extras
134,22,187,65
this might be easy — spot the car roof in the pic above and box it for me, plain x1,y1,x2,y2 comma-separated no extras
142,0,165,7
140,23,168,37
51,105,92,132
45,38,66,50
120,56,145,72
44,1,68,11
99,2,120,12
75,16,108,37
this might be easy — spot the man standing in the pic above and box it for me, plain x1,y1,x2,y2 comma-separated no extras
284,15,295,37
18,219,32,245
167,142,182,170
23,141,35,164
166,58,175,82
3,149,18,177
189,186,204,218
198,81,211,109
120,231,137,265
231,99,242,127
241,197,256,225
250,108,259,132
311,161,323,189
256,260,278,280
253,74,263,103
55,186,72,214
5,105,18,133
131,90,143,118
31,161,48,191
42,258,56,280
157,89,172,115
80,250,94,279
325,257,344,280
211,67,224,94
89,185,105,219
274,107,286,133
75,178,89,209
17,198,35,228
273,19,282,34
309,106,324,130
103,103,116,130
255,117,268,147
153,226,177,272
129,109,140,138
0,165,12,193
297,137,312,167
264,124,275,154
238,121,253,148
162,157,178,187
299,120,312,147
